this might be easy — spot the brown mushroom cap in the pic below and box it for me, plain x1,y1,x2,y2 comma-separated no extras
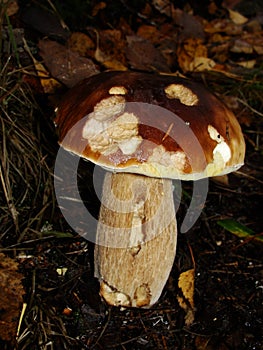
55,71,245,180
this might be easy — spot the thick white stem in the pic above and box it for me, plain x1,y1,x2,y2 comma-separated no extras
94,172,177,308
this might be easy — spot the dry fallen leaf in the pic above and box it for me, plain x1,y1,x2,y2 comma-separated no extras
177,268,195,326
204,18,242,35
0,253,25,344
172,8,205,41
137,25,163,44
208,33,231,63
152,0,174,17
3,0,19,16
231,38,254,54
126,35,170,72
38,39,99,88
32,60,62,94
228,9,248,25
94,29,127,70
23,38,61,94
92,1,107,16
236,60,256,69
68,32,95,57
177,38,211,73
137,23,178,69
189,56,216,72
231,32,263,55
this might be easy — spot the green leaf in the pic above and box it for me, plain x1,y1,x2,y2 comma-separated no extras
217,219,263,242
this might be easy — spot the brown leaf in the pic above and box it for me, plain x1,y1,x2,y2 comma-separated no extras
177,38,210,73
137,25,162,44
152,0,174,17
208,34,231,63
33,60,62,94
38,39,99,88
68,32,95,57
172,8,205,41
231,32,263,55
126,35,170,72
92,1,107,16
94,29,127,67
204,18,242,35
23,38,62,94
137,23,178,68
0,253,25,344
3,0,19,16
230,38,254,54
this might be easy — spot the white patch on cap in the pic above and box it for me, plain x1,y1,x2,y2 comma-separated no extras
148,145,186,171
208,124,231,164
82,96,127,153
109,86,128,95
118,137,142,155
164,84,198,106
93,96,126,121
208,125,222,143
107,113,138,140
83,111,142,156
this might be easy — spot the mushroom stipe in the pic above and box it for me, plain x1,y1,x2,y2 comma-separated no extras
95,172,177,308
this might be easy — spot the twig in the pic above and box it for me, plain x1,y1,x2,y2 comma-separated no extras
235,170,263,185
237,97,263,117
91,308,112,349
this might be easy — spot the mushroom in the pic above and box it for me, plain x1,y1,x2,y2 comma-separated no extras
55,71,245,308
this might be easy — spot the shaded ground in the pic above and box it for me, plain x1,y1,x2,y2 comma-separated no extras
0,0,262,349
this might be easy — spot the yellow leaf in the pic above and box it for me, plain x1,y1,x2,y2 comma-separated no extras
236,60,256,69
177,268,195,326
228,9,248,25
23,38,61,93
231,39,253,54
33,60,62,94
177,38,208,73
190,57,216,72
102,59,127,71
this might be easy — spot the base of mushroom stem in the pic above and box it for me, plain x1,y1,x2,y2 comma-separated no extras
94,172,178,308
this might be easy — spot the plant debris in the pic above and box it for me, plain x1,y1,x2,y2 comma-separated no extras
0,253,25,344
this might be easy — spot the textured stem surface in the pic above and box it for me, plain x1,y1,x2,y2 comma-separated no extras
94,172,177,308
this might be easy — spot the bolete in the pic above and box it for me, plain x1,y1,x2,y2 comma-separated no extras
55,71,245,308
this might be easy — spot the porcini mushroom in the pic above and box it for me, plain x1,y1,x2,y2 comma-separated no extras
55,71,245,308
